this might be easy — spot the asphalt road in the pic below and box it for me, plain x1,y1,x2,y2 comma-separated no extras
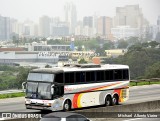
0,84,160,121
125,84,160,104
0,84,160,112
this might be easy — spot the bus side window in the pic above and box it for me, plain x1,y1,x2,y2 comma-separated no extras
97,71,104,82
114,70,123,80
86,71,96,82
64,72,75,84
75,72,86,83
86,72,90,82
105,70,113,81
58,85,64,96
54,86,58,96
70,72,75,83
80,72,86,82
55,73,64,83
91,71,96,82
123,69,129,80
53,85,64,97
65,73,70,83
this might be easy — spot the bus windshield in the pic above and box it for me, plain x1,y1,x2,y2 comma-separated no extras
27,73,54,82
26,82,52,100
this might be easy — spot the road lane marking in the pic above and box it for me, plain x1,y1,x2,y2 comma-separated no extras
123,118,143,121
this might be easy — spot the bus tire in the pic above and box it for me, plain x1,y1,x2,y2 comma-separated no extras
105,95,112,106
63,100,71,111
112,94,119,106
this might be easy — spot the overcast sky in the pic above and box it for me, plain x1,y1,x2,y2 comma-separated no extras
0,0,159,24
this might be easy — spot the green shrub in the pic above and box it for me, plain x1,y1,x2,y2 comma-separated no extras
0,92,25,99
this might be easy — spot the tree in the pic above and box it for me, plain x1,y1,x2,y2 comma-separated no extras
12,36,19,47
103,41,115,50
16,67,30,89
78,58,88,64
117,40,129,49
148,41,159,48
144,61,160,78
155,32,160,42
127,37,140,46
144,30,153,42
127,44,143,53
45,64,52,68
23,37,27,44
95,46,105,56
113,42,160,79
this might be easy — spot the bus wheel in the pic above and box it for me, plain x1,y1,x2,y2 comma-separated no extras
112,94,119,105
105,95,112,106
63,100,71,111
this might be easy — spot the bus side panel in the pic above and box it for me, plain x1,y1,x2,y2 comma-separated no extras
63,81,129,109
99,90,113,105
74,92,102,107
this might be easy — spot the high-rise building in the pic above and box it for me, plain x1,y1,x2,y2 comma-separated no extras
83,16,93,28
157,16,160,32
113,5,149,39
39,16,50,37
10,19,18,34
93,13,99,35
148,16,160,40
0,15,11,40
50,17,69,36
22,20,37,37
64,2,77,35
33,24,38,37
75,21,83,36
114,5,148,28
82,16,96,37
97,16,113,40
157,16,160,26
111,26,140,40
16,22,24,36
50,22,69,36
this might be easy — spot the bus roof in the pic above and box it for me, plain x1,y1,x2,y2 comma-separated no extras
30,64,129,73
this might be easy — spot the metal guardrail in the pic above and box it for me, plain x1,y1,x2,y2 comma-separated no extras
130,78,160,85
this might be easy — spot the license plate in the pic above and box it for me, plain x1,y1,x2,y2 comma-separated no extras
31,106,43,109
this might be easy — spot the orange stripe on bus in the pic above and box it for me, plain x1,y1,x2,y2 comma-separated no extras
72,82,122,108
81,82,121,92
72,93,80,108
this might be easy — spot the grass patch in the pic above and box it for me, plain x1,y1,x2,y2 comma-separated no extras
130,81,160,86
0,92,25,99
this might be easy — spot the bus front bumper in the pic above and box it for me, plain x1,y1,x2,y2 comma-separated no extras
25,104,52,110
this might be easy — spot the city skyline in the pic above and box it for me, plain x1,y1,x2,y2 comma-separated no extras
0,0,160,25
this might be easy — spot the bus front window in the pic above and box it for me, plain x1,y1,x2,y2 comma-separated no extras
27,73,54,82
26,82,38,98
26,82,52,100
38,83,51,99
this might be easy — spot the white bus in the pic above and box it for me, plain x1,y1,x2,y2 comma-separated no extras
24,64,129,111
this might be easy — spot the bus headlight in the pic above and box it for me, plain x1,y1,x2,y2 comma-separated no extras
44,103,52,106
25,99,31,104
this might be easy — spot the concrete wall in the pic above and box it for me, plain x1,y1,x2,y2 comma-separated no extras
5,100,160,121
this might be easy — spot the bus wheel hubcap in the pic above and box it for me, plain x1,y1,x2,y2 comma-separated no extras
107,100,110,105
106,97,110,105
113,98,116,104
65,104,69,109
